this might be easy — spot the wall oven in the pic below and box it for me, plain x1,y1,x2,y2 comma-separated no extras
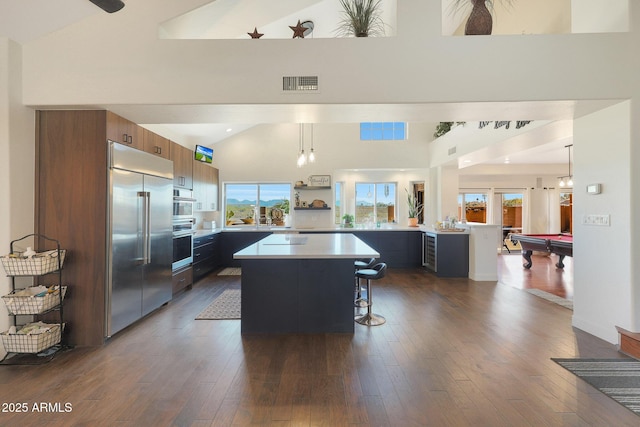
173,218,195,271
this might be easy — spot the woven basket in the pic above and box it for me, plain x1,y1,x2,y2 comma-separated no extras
1,286,67,315
0,250,66,276
1,323,62,353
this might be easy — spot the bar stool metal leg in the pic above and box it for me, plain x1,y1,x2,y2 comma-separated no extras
354,275,369,307
355,278,386,326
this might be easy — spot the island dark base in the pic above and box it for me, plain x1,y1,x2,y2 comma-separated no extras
240,258,355,334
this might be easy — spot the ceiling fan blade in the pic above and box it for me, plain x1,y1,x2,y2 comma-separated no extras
89,0,125,13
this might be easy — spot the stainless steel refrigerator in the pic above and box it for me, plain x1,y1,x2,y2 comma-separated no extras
106,141,173,337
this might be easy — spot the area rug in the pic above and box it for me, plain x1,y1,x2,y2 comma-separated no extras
217,267,241,276
552,358,640,415
195,289,240,320
526,288,573,310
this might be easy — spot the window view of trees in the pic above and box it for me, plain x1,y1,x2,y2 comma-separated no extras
355,183,396,225
459,193,487,223
502,193,523,232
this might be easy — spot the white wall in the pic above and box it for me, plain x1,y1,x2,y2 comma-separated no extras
572,0,629,33
447,0,572,36
20,1,633,108
212,122,431,226
572,101,632,343
0,39,36,358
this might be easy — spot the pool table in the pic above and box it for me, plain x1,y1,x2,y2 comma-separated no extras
509,233,573,269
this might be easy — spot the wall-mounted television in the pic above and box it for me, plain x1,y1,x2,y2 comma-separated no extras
194,145,213,163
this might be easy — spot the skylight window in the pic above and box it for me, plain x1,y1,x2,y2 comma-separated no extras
360,122,406,141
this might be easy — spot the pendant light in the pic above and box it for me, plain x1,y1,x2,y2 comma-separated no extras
308,124,316,163
296,123,307,167
558,144,573,187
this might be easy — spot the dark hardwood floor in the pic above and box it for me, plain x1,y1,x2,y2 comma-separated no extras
498,251,574,300
0,259,635,426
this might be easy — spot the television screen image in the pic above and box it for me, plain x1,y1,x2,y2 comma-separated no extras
195,145,213,163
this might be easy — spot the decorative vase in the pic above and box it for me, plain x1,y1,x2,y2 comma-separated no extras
408,217,419,227
465,0,492,35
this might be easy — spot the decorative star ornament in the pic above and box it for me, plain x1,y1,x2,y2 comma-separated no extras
248,27,264,39
289,20,306,38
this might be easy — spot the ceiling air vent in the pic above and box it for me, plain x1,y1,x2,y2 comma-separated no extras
448,146,457,155
283,76,318,92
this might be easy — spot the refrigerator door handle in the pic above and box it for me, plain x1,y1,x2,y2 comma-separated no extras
143,191,151,265
138,191,151,265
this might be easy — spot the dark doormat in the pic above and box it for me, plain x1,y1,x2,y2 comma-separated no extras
552,358,640,415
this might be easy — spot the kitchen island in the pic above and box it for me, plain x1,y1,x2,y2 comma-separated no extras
233,233,379,334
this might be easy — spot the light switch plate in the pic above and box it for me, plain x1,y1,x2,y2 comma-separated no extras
582,214,610,226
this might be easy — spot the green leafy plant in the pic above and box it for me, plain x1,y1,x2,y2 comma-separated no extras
342,213,355,227
336,0,385,37
405,189,423,219
433,122,466,138
273,199,290,215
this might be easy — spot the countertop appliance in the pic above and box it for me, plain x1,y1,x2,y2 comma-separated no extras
106,141,173,337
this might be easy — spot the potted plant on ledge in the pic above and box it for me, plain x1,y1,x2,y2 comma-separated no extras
336,0,385,37
406,189,423,227
342,213,355,228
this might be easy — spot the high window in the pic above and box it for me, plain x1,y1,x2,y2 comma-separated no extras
355,182,397,225
360,122,406,140
225,183,290,226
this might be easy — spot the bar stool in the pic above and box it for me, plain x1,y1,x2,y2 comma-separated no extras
354,263,387,326
354,258,375,307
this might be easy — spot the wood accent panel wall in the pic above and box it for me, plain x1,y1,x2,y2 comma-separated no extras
36,110,109,347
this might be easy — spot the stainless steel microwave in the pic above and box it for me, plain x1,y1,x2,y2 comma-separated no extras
173,189,195,219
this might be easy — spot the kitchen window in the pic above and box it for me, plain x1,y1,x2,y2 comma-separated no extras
355,182,397,225
334,182,344,224
224,183,291,227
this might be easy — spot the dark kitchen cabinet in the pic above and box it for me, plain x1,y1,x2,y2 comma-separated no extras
220,232,271,268
193,233,220,282
349,231,422,268
422,231,469,277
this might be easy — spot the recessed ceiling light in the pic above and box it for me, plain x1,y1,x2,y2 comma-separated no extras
463,159,471,163
504,158,510,164
226,128,232,132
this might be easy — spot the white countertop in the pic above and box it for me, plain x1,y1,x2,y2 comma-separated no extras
233,233,380,260
203,223,428,234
